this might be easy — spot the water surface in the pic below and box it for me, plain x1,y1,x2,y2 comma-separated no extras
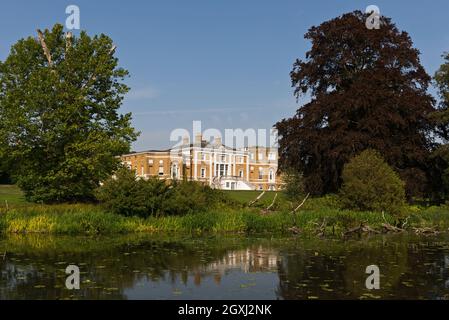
1,233,449,300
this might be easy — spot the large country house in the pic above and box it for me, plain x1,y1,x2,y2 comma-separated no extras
120,135,282,191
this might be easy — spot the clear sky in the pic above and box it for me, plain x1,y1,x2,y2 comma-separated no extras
1,0,449,150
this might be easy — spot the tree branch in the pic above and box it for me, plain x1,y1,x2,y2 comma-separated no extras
266,193,278,211
65,32,73,53
291,193,310,214
81,44,117,89
249,191,265,207
37,29,53,67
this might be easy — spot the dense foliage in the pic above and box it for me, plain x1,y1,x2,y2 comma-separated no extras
276,11,436,198
95,168,231,218
0,24,138,203
431,53,449,199
339,149,406,215
282,169,305,201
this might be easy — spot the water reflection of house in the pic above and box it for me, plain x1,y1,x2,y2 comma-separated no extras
190,247,279,286
206,247,279,273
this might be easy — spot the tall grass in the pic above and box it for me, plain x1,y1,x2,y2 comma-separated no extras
0,204,154,235
1,193,449,236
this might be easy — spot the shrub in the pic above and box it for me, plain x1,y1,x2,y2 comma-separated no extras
163,181,210,216
282,169,305,200
162,181,232,216
339,149,406,215
96,168,230,217
95,168,170,218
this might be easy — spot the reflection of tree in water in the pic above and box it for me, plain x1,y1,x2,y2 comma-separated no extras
0,235,278,299
2,234,449,300
398,241,449,300
275,234,449,300
276,243,347,300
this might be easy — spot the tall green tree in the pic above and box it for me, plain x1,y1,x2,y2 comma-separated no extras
275,11,436,198
0,24,138,203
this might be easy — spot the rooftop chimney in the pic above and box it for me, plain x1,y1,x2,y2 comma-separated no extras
195,134,203,145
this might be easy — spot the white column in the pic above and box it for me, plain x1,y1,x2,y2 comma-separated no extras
209,151,213,185
246,155,250,182
194,150,198,181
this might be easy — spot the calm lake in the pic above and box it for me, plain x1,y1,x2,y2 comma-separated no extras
1,233,449,300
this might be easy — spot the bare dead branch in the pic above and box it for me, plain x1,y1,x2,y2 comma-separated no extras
266,193,278,211
66,32,73,53
37,29,53,67
249,191,266,207
381,223,404,233
109,45,117,55
291,193,310,214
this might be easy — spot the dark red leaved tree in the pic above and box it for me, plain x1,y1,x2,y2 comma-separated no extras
276,11,436,197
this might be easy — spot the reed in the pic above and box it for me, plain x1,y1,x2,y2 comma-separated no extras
1,187,449,235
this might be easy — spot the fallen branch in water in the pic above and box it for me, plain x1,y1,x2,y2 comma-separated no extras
343,222,380,237
344,225,363,237
381,223,404,233
412,227,439,236
291,193,310,214
363,224,380,234
249,191,266,207
380,211,404,233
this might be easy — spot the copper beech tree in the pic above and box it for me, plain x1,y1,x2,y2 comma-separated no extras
276,11,437,198
431,53,449,197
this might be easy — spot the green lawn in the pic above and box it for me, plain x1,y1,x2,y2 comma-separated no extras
0,185,26,205
1,187,280,208
225,190,282,206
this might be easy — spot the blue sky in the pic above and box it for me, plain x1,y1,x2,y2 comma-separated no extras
1,0,449,150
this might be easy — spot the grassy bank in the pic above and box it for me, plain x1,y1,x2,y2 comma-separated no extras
1,185,449,236
0,184,26,205
0,204,390,235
